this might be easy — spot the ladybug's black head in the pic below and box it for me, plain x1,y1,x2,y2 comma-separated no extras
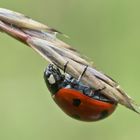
44,64,65,94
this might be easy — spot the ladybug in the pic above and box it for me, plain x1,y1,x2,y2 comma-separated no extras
44,64,117,121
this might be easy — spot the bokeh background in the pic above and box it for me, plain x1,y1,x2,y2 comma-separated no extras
0,1,140,140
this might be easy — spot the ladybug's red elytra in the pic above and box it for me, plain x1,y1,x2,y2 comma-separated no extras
44,64,117,121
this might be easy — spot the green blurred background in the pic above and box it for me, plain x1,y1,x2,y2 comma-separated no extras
0,0,140,140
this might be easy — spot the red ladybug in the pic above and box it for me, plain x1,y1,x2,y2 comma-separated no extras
44,64,117,121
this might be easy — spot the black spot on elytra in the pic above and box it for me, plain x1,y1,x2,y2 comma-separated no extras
72,99,81,107
100,110,109,119
72,114,81,120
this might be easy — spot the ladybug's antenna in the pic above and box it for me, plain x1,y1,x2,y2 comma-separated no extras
77,65,88,82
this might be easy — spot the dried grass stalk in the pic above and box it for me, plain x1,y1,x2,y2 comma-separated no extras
0,8,139,114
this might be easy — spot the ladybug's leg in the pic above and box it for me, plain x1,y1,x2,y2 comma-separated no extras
66,65,88,88
92,86,116,103
77,65,88,82
63,61,69,73
94,86,106,93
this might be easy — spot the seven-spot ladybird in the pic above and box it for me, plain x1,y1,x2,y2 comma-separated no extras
44,64,117,121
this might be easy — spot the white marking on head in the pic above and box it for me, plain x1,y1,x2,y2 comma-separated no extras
48,75,56,84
